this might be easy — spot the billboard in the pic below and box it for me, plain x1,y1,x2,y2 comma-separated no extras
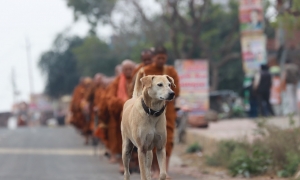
175,60,209,116
239,0,264,33
241,34,267,76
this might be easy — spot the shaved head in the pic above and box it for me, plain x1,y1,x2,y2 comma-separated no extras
121,59,136,79
94,73,104,85
141,49,153,65
83,77,92,87
122,59,136,67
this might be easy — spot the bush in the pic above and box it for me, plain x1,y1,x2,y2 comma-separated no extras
186,143,202,153
277,152,300,178
228,148,271,177
205,119,300,178
205,140,248,167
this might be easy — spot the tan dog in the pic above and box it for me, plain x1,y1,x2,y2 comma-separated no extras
121,70,176,180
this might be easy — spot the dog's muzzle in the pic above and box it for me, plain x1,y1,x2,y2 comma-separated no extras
166,92,175,100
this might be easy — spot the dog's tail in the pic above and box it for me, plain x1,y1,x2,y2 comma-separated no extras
132,68,144,98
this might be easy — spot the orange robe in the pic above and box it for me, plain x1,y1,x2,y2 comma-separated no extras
106,75,132,155
143,63,180,157
94,86,109,146
82,83,101,135
70,84,86,130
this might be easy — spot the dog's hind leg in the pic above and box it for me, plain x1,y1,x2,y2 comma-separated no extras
122,138,134,180
156,147,167,180
145,150,153,179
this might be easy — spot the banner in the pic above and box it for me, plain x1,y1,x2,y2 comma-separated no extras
239,0,266,78
175,60,209,116
241,34,267,76
239,0,264,34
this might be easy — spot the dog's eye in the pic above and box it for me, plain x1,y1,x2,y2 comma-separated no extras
157,83,163,87
168,84,171,87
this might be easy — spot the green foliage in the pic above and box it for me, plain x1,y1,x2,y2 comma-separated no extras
186,143,202,153
276,0,300,33
206,123,300,178
277,152,300,178
39,34,83,98
73,35,119,76
228,148,271,177
66,0,117,32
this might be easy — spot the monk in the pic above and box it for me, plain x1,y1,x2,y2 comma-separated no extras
94,65,123,157
70,77,92,132
81,74,104,145
106,60,136,172
142,46,180,178
132,49,153,76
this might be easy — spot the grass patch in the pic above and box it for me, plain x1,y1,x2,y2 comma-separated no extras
205,116,300,178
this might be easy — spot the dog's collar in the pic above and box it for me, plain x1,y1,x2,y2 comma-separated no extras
141,99,166,117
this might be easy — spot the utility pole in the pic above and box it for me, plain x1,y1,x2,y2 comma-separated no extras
25,37,34,97
11,67,19,104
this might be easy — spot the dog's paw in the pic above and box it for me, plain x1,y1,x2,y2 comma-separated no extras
159,173,167,180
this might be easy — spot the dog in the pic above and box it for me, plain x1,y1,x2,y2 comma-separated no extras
121,70,176,180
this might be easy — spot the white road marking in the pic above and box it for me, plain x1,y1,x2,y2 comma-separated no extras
0,148,95,155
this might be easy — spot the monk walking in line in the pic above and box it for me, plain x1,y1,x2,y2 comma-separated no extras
70,77,92,133
106,60,136,172
142,46,180,178
81,74,104,145
132,49,153,76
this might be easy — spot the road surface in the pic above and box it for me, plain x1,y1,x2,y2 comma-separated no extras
0,126,197,180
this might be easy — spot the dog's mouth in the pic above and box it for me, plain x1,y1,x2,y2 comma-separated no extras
160,97,174,101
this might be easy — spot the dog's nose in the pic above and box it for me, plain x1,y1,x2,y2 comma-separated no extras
168,92,175,99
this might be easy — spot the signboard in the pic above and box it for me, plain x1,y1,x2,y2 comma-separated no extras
241,34,267,76
175,60,209,116
239,0,264,33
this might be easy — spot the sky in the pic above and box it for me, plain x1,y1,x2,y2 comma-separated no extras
0,0,92,112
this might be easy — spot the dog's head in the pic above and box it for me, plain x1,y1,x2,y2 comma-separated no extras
140,75,176,101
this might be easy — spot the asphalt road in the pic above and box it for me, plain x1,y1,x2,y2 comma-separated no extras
0,126,196,180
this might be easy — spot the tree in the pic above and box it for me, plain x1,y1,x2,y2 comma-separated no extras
65,0,244,91
73,35,119,76
39,34,83,98
66,0,118,33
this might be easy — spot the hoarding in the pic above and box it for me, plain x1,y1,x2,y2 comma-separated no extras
239,0,264,33
175,60,209,116
241,34,267,76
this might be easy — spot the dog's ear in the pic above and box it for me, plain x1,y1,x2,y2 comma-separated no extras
140,76,154,88
165,75,176,88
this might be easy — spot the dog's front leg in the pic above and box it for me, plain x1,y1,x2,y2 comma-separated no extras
146,150,153,179
122,138,133,180
138,148,149,180
156,147,167,180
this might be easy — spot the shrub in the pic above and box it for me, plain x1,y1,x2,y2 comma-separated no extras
205,140,248,167
277,152,300,178
228,148,271,177
205,118,300,178
186,143,202,153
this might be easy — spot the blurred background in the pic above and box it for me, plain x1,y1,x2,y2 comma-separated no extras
0,0,300,179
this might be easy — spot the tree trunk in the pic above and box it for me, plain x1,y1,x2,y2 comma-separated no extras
211,64,219,91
